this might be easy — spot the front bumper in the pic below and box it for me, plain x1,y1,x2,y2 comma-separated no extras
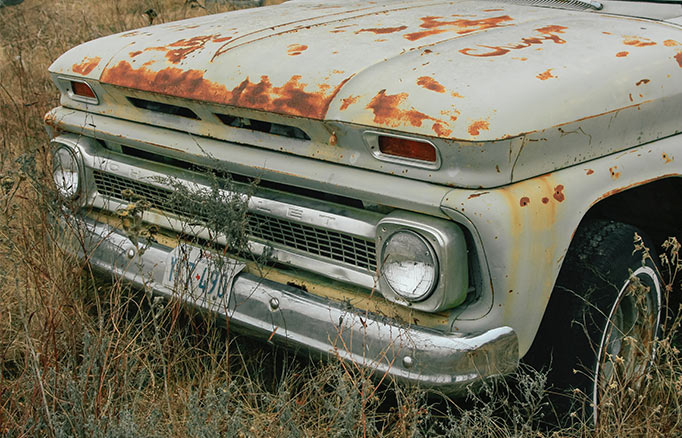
66,214,518,395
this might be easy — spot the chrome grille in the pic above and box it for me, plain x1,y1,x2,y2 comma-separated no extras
92,170,377,272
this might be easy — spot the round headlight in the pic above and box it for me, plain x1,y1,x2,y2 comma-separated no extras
381,230,438,301
52,146,80,199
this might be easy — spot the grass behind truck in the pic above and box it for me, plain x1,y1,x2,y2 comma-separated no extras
1,1,680,436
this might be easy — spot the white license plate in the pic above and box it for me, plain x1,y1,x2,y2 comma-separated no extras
162,244,245,309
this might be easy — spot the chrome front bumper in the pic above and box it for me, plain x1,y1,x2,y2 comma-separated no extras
66,215,518,395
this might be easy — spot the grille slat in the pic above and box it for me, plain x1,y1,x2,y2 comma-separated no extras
93,170,377,272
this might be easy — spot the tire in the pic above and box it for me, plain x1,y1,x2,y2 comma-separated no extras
0,0,25,7
525,220,662,425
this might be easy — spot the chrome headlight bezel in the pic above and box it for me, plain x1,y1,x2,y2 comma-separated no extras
376,211,469,312
52,142,83,201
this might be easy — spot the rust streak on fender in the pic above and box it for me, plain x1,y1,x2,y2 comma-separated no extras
467,191,489,199
552,185,565,202
459,25,567,57
616,51,629,57
72,56,101,75
404,15,513,42
417,76,446,93
101,61,351,119
356,26,407,34
609,166,621,179
594,175,678,204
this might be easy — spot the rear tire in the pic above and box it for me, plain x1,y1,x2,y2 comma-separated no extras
525,220,662,425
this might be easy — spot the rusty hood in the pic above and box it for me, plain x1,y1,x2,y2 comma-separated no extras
51,0,682,144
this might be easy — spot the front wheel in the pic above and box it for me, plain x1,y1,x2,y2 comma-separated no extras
525,220,663,425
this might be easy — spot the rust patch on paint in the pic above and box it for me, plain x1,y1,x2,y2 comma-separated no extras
468,120,489,136
635,79,650,86
629,93,634,102
623,37,656,47
519,196,530,207
609,166,621,180
553,185,565,202
417,76,446,93
144,35,231,64
129,51,143,58
366,89,450,136
616,51,629,57
467,191,489,199
542,197,549,204
287,44,308,56
72,56,101,75
536,68,555,80
356,26,407,34
101,61,351,120
433,123,452,137
483,8,504,12
664,39,680,47
662,153,672,163
339,95,359,111
586,169,594,175
675,52,682,68
404,15,513,41
459,25,567,57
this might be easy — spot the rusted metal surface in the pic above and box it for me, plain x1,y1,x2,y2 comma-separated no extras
441,134,680,355
44,0,682,194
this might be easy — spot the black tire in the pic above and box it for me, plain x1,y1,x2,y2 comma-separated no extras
0,0,25,7
525,220,662,425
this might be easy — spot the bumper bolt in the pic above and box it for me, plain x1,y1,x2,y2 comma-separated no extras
402,356,414,369
126,248,136,259
269,297,280,311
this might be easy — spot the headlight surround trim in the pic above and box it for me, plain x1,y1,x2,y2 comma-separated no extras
376,211,469,313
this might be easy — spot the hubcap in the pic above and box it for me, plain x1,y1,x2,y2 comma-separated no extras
592,266,662,426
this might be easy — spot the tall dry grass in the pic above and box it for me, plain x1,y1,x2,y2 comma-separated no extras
0,1,680,437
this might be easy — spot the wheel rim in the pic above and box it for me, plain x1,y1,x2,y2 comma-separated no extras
592,266,662,426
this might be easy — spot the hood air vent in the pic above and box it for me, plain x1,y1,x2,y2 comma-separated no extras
127,97,199,119
215,113,310,141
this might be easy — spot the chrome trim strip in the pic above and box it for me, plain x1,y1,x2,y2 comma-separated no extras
63,215,518,395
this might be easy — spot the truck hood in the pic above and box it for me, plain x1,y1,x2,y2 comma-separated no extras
51,0,682,142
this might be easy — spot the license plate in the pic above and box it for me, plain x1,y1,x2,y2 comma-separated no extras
162,244,245,309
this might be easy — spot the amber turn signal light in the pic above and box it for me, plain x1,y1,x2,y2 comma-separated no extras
71,81,96,99
378,136,437,162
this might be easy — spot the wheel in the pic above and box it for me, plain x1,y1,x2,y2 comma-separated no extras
525,220,662,425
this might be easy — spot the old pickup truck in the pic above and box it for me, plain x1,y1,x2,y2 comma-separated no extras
45,0,681,421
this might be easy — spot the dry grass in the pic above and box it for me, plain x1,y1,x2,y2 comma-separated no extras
0,1,681,437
